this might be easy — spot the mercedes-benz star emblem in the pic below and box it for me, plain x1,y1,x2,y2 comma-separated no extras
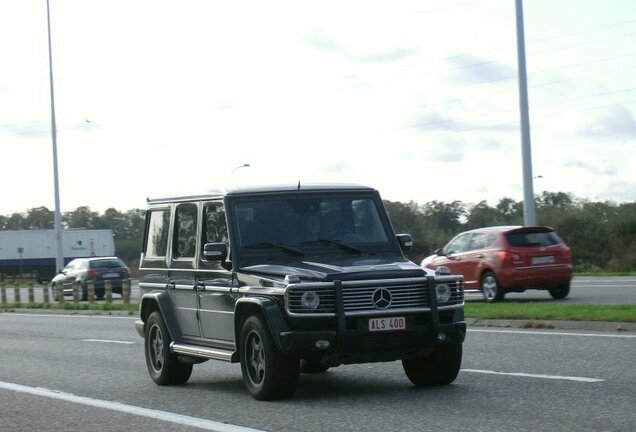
372,288,392,309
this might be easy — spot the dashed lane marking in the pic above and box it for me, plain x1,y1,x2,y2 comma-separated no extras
461,369,604,382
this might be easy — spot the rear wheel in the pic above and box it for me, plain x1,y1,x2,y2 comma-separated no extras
481,271,504,302
240,315,299,400
145,311,192,385
402,344,462,386
549,283,570,300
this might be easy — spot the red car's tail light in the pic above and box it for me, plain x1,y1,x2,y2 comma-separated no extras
121,267,130,274
497,250,520,266
86,269,98,278
562,246,572,259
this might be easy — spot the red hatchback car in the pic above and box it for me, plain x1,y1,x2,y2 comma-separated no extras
421,226,573,302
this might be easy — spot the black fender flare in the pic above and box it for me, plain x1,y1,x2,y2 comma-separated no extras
138,291,183,343
234,296,290,353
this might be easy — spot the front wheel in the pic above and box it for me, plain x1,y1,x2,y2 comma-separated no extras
240,315,299,400
144,311,192,385
481,271,504,302
549,283,570,300
402,343,462,386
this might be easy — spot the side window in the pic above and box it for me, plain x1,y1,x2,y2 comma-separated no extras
470,233,489,250
145,209,170,258
174,203,198,259
202,202,228,246
446,234,471,254
200,202,229,270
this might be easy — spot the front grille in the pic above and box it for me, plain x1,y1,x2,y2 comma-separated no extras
342,281,428,313
286,277,465,316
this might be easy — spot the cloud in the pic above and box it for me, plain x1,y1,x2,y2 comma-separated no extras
306,31,416,63
429,137,465,163
578,105,636,138
445,54,516,84
600,181,636,202
564,158,617,175
0,121,50,138
412,111,518,133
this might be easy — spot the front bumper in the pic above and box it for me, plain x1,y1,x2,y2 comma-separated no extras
278,320,466,365
135,320,145,338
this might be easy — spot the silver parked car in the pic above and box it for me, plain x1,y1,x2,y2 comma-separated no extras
51,256,131,301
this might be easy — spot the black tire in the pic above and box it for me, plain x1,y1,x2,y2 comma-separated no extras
481,271,504,302
240,315,299,400
402,343,463,387
549,283,570,300
300,358,330,374
144,311,192,385
80,283,88,302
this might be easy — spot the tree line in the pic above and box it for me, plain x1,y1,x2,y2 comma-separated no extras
1,191,634,272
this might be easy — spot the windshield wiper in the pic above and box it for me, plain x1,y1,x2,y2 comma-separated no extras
243,242,305,257
301,239,362,254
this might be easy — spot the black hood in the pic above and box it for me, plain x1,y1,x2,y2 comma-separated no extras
239,257,430,282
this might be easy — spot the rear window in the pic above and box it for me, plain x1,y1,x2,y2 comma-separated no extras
505,231,560,247
89,259,125,269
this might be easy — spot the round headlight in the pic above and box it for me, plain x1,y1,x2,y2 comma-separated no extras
436,284,451,303
301,291,320,309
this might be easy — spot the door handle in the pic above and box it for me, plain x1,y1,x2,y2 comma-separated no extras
166,281,176,290
194,282,206,292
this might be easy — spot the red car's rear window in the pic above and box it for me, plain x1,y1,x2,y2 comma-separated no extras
505,231,561,247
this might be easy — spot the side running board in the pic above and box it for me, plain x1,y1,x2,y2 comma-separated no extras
170,342,237,362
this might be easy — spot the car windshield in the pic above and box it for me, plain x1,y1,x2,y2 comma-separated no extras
233,195,391,253
505,231,560,247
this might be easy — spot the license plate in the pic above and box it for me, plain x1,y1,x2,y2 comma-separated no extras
103,273,119,278
368,316,406,332
531,256,555,265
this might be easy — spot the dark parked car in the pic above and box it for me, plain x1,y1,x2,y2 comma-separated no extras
421,226,572,302
51,257,131,301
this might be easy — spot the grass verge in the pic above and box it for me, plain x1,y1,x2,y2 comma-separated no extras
0,302,139,314
465,302,636,323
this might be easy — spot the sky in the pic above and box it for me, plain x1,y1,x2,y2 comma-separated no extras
1,0,635,215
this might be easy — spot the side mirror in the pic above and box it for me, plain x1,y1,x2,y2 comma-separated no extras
396,234,413,252
203,242,228,262
434,248,445,256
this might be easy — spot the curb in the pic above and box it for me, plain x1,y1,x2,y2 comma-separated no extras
467,318,635,333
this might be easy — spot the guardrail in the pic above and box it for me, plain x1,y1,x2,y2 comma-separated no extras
0,279,132,305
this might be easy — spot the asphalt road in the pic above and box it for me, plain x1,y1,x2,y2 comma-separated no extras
0,313,634,432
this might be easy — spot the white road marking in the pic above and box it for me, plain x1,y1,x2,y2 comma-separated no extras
83,339,135,344
0,381,264,432
461,369,604,383
469,328,636,338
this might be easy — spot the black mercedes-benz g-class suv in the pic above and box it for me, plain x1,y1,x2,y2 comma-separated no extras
135,183,465,400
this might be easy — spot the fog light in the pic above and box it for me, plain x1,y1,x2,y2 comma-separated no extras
437,333,447,342
315,340,330,349
436,284,451,302
301,291,320,309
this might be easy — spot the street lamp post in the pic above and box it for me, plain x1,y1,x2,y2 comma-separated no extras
46,0,64,272
228,163,250,187
515,0,537,226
